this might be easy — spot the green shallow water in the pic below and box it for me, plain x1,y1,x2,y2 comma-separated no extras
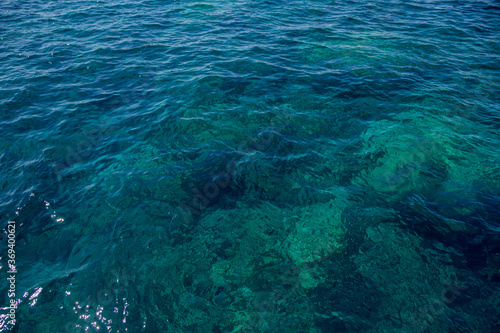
0,0,499,332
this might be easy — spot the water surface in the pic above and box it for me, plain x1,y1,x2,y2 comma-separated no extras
1,0,499,332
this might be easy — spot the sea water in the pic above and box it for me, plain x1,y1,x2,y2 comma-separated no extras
1,0,499,332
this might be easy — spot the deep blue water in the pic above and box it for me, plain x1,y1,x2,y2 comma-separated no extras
1,0,499,332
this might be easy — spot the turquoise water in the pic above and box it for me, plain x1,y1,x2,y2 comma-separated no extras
1,0,499,331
